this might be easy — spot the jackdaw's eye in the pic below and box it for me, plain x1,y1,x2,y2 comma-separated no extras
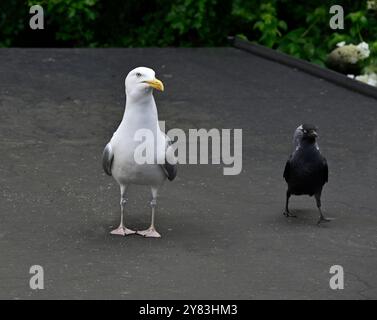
136,72,142,78
303,130,308,134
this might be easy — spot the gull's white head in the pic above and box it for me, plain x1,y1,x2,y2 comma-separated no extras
125,67,164,100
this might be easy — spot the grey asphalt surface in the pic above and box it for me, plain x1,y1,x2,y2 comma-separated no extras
0,48,376,300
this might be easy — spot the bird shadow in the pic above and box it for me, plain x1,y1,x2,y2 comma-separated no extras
281,209,332,227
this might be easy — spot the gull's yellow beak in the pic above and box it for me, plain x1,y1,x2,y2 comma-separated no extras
145,78,164,91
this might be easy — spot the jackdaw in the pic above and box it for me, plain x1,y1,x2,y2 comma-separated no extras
283,124,332,225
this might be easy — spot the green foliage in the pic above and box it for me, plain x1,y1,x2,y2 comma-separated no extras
27,0,98,45
252,3,287,48
276,6,329,64
167,0,218,45
235,1,376,69
0,0,376,72
0,1,27,46
366,40,377,73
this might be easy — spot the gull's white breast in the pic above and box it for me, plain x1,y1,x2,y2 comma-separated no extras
110,110,166,186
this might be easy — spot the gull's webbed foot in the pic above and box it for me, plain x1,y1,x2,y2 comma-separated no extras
110,226,136,236
137,227,161,238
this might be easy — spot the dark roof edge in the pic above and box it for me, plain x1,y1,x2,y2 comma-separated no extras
232,37,377,100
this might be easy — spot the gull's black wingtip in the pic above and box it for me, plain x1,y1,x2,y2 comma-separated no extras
161,163,177,181
102,144,113,176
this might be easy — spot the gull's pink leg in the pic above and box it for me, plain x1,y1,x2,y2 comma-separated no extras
111,185,136,236
137,187,161,238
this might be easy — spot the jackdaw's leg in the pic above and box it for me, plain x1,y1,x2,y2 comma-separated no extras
111,184,136,236
315,192,333,225
284,190,296,217
137,186,161,238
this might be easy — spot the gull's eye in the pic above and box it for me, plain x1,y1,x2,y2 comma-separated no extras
136,72,142,78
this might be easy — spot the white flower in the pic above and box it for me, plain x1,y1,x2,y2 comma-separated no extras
367,0,377,10
336,41,346,47
347,74,355,79
354,73,377,87
356,42,370,59
331,42,370,64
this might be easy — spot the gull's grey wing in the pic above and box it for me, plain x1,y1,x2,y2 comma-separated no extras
160,136,177,181
102,143,114,176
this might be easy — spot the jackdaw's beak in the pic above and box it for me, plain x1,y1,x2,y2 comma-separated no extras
309,130,318,138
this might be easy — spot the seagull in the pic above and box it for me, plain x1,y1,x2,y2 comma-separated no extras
283,124,332,225
102,67,177,238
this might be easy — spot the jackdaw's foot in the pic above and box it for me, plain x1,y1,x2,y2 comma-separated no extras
317,216,334,225
283,211,297,218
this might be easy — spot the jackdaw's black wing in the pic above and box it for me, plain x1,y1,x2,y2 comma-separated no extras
283,156,291,182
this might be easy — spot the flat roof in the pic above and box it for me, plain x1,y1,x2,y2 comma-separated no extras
0,48,376,299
